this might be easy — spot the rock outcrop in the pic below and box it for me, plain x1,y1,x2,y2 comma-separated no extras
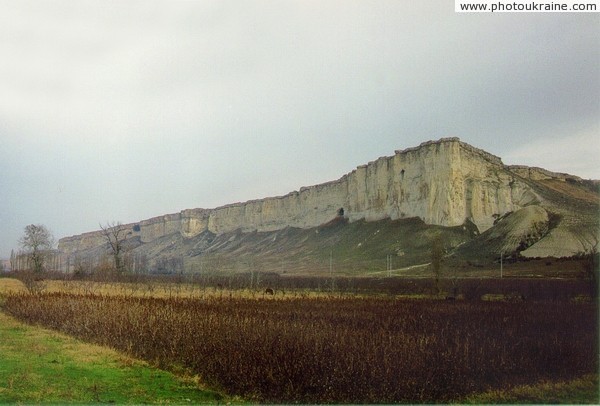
58,137,599,261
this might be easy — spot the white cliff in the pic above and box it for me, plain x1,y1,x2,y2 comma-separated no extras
58,138,589,257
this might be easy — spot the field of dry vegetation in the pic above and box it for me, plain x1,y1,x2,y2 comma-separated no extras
1,277,597,404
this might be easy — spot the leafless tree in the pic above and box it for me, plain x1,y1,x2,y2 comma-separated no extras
100,221,131,275
580,242,598,298
10,249,15,271
19,224,54,273
431,235,443,296
72,255,93,278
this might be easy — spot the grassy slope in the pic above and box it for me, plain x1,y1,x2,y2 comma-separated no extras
182,216,475,276
0,311,224,404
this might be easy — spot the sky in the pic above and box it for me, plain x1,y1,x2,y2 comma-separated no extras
1,1,598,258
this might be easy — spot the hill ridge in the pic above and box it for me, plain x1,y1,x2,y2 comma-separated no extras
57,137,599,272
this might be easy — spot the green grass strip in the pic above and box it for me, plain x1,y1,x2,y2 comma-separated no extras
0,311,225,404
461,374,599,404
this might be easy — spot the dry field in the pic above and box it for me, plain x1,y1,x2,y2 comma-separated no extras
1,276,597,404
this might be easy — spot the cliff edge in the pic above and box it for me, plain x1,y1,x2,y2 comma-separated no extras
58,137,599,265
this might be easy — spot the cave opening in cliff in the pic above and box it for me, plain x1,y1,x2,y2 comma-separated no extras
400,169,405,180
337,208,345,217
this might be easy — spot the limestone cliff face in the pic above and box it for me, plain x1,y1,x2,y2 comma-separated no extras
57,138,547,256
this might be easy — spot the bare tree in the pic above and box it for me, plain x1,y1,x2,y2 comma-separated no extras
431,235,443,296
19,224,54,273
580,243,598,298
10,249,15,271
100,221,131,275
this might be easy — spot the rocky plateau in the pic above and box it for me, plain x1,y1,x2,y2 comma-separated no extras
57,138,599,274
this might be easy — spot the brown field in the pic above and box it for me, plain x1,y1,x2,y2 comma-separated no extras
2,269,596,301
1,276,597,404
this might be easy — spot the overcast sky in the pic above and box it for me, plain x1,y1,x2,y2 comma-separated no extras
1,1,598,258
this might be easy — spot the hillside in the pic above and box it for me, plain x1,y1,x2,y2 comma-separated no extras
57,138,599,275
69,216,475,275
